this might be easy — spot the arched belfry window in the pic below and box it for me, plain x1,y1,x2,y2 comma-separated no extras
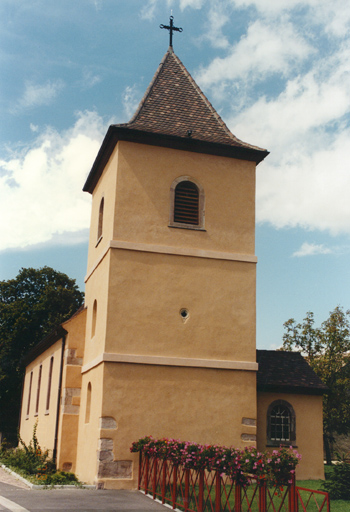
267,400,296,446
169,177,205,230
97,197,104,242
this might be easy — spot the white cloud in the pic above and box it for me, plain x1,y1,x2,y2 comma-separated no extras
195,19,312,88
228,36,350,234
141,0,173,20
123,85,142,120
292,242,332,257
199,4,230,49
179,0,205,9
0,111,107,252
81,69,101,89
13,80,64,112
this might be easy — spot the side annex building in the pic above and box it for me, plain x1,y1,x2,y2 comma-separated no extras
19,47,327,488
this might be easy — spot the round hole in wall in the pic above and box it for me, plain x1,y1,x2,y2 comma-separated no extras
180,308,189,320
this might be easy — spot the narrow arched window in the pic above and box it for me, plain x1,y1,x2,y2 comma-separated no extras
26,371,33,417
85,382,92,423
91,300,97,338
169,177,205,230
45,357,54,413
97,197,104,241
267,400,296,446
35,365,42,415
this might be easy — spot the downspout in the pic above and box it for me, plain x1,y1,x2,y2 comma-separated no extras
17,374,26,445
53,334,66,464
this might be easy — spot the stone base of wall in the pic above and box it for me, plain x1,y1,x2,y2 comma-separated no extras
97,460,133,479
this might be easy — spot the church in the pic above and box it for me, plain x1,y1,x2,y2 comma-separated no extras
19,27,327,489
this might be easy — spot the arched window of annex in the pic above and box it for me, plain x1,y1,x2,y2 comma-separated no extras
85,382,92,423
169,177,205,231
91,300,97,339
267,399,296,447
96,197,104,245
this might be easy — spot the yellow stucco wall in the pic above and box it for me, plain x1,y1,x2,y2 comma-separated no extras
106,249,256,362
74,364,104,485
113,142,256,254
92,361,257,489
257,392,325,480
84,253,110,364
19,308,86,473
56,308,86,473
80,139,259,487
87,145,118,270
19,340,63,451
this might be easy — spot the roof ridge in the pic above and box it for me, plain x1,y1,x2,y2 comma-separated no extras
170,52,241,145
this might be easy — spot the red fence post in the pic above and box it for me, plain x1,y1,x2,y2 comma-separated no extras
288,474,296,512
172,465,178,510
184,468,190,512
138,451,142,490
145,455,149,495
215,471,221,512
259,480,267,512
153,458,158,499
162,459,166,504
198,469,204,512
235,482,241,512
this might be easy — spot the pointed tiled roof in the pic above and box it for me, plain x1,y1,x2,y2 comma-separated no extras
126,49,261,150
83,49,268,193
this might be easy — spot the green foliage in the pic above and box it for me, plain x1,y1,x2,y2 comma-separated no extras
0,423,78,485
0,422,50,475
0,266,84,436
0,423,49,475
322,462,350,500
282,306,350,461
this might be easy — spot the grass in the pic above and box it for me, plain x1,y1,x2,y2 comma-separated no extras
145,465,349,512
296,466,349,512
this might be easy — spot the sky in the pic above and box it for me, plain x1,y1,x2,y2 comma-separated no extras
1,0,350,350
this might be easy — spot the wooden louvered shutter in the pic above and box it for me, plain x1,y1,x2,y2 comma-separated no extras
174,181,199,225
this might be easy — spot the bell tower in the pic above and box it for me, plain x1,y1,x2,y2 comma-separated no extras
76,46,268,488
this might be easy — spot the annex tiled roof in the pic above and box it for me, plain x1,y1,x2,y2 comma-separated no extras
124,48,263,150
257,350,328,395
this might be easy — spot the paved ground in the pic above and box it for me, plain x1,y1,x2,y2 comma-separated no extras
0,468,167,512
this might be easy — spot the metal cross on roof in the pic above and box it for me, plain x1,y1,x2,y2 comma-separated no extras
160,16,183,48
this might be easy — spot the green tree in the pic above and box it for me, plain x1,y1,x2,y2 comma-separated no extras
0,267,84,440
282,306,350,464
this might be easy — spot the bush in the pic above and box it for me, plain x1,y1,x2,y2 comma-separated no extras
37,469,78,485
323,462,350,500
0,423,50,475
0,423,79,486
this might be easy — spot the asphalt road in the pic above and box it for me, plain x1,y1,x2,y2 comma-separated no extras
0,470,167,512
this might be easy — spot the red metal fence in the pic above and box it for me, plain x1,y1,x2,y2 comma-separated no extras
138,452,330,512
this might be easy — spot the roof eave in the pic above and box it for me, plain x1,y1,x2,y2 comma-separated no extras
22,325,68,367
257,384,328,396
83,125,269,194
